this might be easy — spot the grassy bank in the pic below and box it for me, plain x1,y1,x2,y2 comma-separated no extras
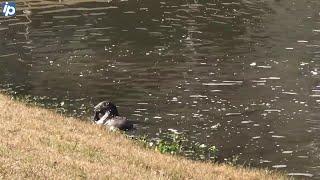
0,94,286,179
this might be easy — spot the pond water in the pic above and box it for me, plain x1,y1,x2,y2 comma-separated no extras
1,0,320,178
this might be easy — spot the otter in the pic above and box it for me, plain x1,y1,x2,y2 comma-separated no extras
93,101,133,131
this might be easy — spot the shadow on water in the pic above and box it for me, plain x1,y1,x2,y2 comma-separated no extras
1,0,320,178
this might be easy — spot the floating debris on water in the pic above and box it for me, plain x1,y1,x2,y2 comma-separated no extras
137,102,148,105
168,128,181,134
251,80,267,83
300,62,308,66
297,156,308,159
211,123,221,130
260,77,281,80
311,71,318,75
226,112,242,116
203,82,237,86
272,135,286,138
264,109,281,112
260,160,272,163
171,97,178,101
257,65,272,69
288,173,313,178
189,95,207,98
250,62,256,66
241,120,253,124
272,165,287,168
202,81,242,86
199,144,207,148
309,95,320,97
282,92,297,95
210,90,222,92
282,151,293,154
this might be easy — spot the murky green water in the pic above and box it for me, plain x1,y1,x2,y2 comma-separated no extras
1,0,320,178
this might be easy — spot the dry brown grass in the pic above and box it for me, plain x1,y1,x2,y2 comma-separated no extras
0,94,287,179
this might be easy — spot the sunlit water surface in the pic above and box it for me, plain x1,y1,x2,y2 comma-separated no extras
1,0,320,178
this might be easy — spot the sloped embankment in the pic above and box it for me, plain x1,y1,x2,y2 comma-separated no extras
0,94,285,179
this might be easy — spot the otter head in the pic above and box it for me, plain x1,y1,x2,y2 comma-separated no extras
93,101,119,122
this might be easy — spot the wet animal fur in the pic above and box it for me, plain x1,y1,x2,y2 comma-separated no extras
93,101,133,131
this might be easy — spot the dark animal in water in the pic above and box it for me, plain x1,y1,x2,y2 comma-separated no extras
93,101,133,131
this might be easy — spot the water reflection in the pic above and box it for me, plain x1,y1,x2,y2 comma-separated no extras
1,0,320,178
